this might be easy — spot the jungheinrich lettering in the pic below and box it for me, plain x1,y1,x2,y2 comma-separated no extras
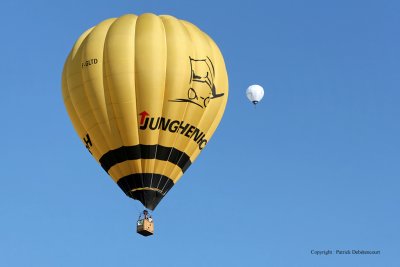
139,112,208,150
83,133,93,154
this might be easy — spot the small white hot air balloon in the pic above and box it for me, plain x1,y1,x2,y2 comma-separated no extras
246,84,264,105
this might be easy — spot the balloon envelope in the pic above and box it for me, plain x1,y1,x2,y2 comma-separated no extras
62,13,229,210
246,84,264,104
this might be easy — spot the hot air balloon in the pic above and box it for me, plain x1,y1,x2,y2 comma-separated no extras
246,84,264,105
62,13,229,218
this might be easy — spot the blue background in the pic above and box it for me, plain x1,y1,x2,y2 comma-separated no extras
1,0,399,266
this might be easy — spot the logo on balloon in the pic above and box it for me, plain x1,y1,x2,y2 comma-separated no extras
169,57,224,109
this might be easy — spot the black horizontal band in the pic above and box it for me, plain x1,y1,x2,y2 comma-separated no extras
117,173,174,210
99,144,191,173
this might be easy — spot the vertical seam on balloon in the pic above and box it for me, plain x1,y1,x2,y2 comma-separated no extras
149,15,168,206
63,56,89,151
188,34,228,165
174,25,226,186
64,51,103,160
127,15,141,197
80,21,124,182
161,21,207,189
153,16,170,193
159,19,198,192
63,28,104,160
173,24,212,179
80,30,111,163
73,32,109,161
134,16,145,208
158,17,192,191
103,17,134,198
155,16,173,191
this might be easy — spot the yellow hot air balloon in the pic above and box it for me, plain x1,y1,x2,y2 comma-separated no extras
62,13,228,211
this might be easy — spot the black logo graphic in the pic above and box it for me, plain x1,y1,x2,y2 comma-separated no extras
169,57,224,109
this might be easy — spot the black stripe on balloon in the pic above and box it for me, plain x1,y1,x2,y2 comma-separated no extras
117,173,174,210
99,144,191,173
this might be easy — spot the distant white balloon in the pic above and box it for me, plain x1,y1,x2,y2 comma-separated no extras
246,85,264,105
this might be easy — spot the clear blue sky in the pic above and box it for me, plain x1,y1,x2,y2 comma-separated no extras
1,1,399,266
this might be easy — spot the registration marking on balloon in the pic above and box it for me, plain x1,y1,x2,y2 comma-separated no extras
139,111,208,150
81,58,98,68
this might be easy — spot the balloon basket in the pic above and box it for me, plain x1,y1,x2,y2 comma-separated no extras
137,219,154,236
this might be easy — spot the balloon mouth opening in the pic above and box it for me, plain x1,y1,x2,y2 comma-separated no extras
130,189,165,211
252,101,259,105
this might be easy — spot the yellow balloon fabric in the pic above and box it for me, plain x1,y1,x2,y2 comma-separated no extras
62,13,229,210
